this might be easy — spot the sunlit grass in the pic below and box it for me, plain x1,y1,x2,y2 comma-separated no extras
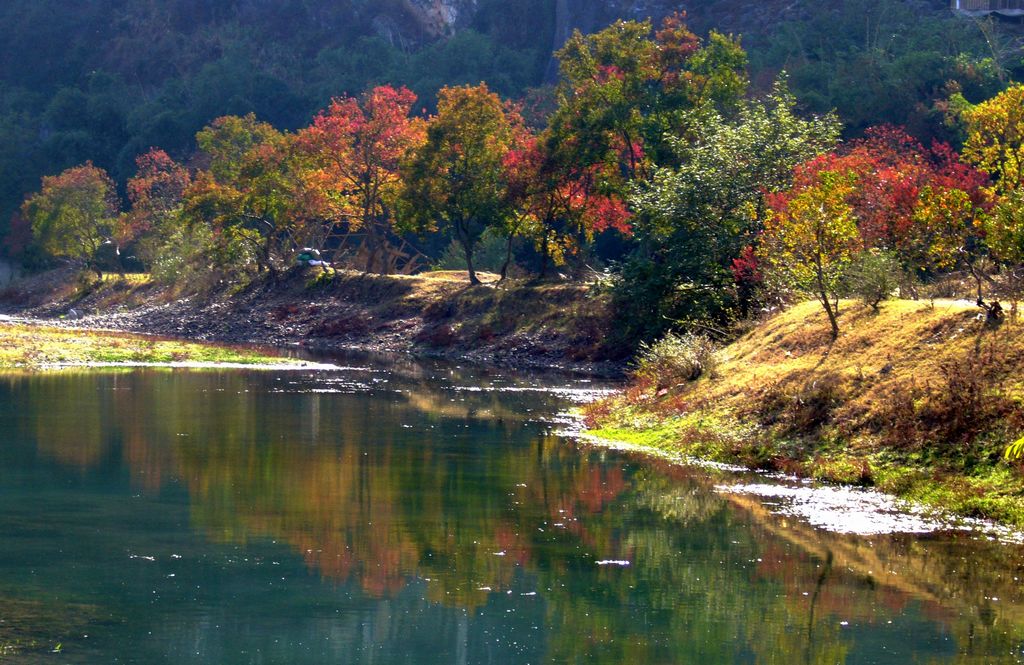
98,272,152,285
585,298,1024,526
0,322,296,369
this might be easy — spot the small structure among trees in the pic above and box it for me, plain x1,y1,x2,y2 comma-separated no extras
952,0,1024,16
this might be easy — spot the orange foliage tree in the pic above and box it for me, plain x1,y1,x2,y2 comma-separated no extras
295,86,426,273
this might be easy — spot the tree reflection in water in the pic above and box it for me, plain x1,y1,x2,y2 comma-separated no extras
1,366,1023,664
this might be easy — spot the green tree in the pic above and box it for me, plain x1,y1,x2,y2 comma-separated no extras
761,170,862,339
845,249,903,311
187,115,315,277
548,13,748,186
619,81,840,342
398,84,515,285
21,162,120,278
758,0,1007,141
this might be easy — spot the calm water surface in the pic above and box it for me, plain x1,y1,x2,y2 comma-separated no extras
0,357,1023,664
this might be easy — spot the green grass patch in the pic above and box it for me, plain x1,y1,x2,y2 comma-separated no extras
0,323,298,370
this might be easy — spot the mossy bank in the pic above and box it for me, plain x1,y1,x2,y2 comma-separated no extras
0,320,306,370
584,299,1024,527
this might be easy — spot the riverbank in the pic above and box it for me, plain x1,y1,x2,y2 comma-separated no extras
0,320,312,370
0,267,628,376
584,299,1024,527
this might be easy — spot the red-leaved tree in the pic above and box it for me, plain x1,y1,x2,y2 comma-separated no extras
295,86,426,273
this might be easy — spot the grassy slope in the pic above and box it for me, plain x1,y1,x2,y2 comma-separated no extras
0,322,298,369
585,299,1024,526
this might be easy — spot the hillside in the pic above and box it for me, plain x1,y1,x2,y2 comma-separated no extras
585,299,1024,525
0,0,1008,247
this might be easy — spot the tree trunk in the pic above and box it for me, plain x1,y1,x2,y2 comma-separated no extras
970,261,987,306
463,240,480,286
364,225,381,274
498,234,514,282
819,288,840,340
538,233,550,279
814,242,838,339
261,232,275,277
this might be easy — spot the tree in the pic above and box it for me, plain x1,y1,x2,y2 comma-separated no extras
761,169,862,339
984,191,1024,313
960,85,1024,311
845,249,903,311
295,86,426,274
790,126,990,290
126,148,191,267
398,84,515,286
548,13,747,187
618,81,840,342
187,115,316,277
21,162,120,277
195,113,280,184
504,130,631,279
127,148,191,222
961,84,1024,194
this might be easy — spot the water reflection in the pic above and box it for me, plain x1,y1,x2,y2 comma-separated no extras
0,364,1022,664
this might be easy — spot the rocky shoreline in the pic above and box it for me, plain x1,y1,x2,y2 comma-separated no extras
0,268,628,377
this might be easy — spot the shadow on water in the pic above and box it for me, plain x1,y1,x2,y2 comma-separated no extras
0,360,1022,664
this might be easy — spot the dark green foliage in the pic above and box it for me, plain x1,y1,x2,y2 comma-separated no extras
0,0,1012,260
0,0,554,249
617,82,841,345
752,0,1011,141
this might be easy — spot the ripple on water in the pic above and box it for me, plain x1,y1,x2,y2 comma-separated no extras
451,385,617,403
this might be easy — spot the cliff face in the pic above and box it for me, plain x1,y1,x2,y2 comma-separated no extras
389,0,814,80
401,0,478,37
397,0,948,51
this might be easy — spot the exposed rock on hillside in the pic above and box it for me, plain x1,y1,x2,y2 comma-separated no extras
402,0,478,37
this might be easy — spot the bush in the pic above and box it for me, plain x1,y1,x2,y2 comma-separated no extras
434,229,515,274
787,373,845,433
1005,435,1024,461
845,249,902,310
633,332,719,389
150,222,253,292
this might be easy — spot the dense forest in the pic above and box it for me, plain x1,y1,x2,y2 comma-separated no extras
0,0,1018,244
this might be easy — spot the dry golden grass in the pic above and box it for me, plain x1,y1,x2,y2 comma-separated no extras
708,299,996,416
587,298,1024,524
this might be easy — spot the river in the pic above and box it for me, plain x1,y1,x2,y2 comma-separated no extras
0,355,1022,663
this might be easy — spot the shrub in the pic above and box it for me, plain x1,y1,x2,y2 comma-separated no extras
434,229,515,274
786,373,845,434
1005,436,1024,461
633,332,719,389
845,249,902,311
